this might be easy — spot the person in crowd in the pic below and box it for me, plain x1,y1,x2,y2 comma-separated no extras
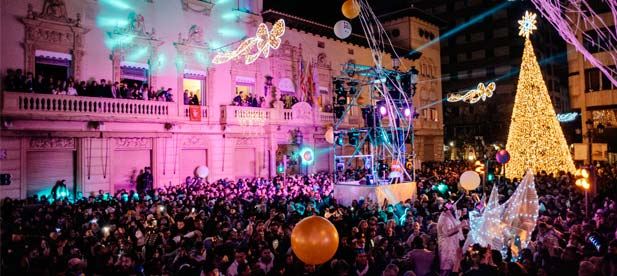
437,202,466,276
0,161,616,276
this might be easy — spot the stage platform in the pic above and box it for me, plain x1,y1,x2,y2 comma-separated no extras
333,181,417,206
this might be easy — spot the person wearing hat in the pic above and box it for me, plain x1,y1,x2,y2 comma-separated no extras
351,248,377,276
436,202,466,276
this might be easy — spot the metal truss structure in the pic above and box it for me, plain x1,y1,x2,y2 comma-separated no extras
333,62,418,185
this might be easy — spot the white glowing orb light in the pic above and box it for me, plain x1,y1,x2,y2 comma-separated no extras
212,19,285,65
404,107,411,117
194,165,209,178
379,105,387,116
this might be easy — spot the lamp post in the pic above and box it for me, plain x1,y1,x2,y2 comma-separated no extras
584,118,605,165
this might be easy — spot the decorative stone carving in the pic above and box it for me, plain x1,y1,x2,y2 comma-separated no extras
181,0,215,16
316,52,331,69
110,13,163,86
113,13,156,39
22,0,89,80
114,138,152,149
29,137,76,150
183,135,207,148
235,137,256,146
292,102,313,121
39,0,69,22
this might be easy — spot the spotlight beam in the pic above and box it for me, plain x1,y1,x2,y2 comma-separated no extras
408,1,513,56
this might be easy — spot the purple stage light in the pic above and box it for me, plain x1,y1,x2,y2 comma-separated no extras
379,105,387,116
404,107,411,117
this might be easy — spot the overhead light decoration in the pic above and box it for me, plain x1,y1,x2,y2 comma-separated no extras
556,112,578,122
447,82,496,104
212,19,285,65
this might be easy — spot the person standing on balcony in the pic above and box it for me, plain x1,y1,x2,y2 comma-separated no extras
183,90,190,105
24,72,34,93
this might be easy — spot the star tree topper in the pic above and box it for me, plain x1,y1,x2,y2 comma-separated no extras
518,11,537,38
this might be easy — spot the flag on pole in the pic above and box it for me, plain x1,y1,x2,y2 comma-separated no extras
306,61,315,105
299,58,307,101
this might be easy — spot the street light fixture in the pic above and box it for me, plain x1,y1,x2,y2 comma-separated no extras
584,118,605,165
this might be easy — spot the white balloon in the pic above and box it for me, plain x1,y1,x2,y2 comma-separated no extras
325,127,334,144
460,170,481,190
194,165,209,178
334,20,352,39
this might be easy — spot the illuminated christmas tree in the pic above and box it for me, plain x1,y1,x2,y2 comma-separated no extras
505,11,576,179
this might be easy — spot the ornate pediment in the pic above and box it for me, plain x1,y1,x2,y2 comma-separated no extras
181,0,215,16
270,40,297,59
22,1,89,80
112,13,157,40
177,25,208,48
27,0,80,25
109,13,163,55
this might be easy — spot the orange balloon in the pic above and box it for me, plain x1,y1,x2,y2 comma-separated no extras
341,0,360,19
291,216,339,265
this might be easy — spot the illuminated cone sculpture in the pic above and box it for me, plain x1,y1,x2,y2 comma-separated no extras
505,11,576,179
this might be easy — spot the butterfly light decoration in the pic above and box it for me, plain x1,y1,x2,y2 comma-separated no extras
447,82,496,104
212,19,286,65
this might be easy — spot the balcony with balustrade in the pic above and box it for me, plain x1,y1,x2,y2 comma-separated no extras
1,91,349,129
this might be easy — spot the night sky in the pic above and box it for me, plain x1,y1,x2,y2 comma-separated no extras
263,0,414,26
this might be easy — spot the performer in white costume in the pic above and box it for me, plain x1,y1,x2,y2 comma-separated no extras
437,202,466,276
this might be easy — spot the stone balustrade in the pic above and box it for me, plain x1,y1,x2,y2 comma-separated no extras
2,91,352,127
3,92,177,121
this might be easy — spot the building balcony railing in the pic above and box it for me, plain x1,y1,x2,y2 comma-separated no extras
2,91,177,121
219,104,350,128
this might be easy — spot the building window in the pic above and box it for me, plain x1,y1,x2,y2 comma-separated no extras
457,53,467,62
317,41,325,48
471,32,484,42
583,26,617,54
34,50,72,81
183,69,207,105
120,61,149,88
235,76,255,100
493,10,507,20
348,48,354,55
471,50,485,60
494,46,510,56
494,27,508,38
472,69,484,78
585,68,600,92
486,67,495,77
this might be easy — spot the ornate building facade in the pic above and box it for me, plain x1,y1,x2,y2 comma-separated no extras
0,0,443,198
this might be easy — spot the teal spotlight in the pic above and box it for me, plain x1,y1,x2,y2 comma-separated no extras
299,148,314,165
100,0,132,10
436,183,448,194
488,173,495,182
277,163,285,173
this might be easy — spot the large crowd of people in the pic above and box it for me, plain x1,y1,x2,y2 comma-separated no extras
4,69,175,102
1,161,616,276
